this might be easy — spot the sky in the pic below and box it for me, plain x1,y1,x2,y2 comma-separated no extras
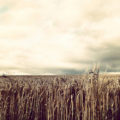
0,0,120,75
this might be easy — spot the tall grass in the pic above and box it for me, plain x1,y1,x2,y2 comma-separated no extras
0,73,120,120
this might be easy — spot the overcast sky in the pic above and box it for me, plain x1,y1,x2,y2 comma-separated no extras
0,0,120,75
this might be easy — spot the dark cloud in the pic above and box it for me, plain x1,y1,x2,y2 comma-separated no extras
88,43,120,61
67,43,120,73
89,44,120,72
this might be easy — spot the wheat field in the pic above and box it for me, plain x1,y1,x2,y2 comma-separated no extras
0,73,120,120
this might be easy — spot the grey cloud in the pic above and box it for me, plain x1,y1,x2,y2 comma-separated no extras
67,43,120,73
89,44,120,62
92,44,120,72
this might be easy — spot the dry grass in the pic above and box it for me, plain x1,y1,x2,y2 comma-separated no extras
0,73,120,120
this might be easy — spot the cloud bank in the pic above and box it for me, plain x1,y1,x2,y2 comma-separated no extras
0,0,120,74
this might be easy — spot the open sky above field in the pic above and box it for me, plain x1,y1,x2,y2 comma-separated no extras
0,0,120,75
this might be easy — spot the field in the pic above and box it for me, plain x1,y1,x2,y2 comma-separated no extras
0,73,120,120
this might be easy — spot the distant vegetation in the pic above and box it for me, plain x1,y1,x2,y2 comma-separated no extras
0,72,120,120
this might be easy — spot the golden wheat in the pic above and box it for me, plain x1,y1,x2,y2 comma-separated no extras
0,73,120,120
